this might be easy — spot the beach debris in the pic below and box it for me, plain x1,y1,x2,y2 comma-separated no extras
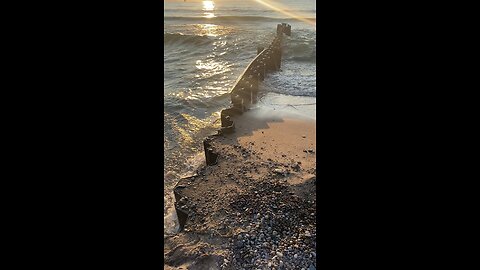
291,163,301,171
273,168,289,176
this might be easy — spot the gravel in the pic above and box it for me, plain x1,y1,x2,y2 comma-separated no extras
167,136,317,270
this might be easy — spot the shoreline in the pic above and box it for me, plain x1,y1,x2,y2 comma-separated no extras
258,92,316,121
164,107,316,270
163,94,316,238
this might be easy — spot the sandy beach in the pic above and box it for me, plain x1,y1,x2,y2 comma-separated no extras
164,106,316,270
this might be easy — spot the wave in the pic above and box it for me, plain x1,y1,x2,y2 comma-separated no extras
287,55,316,63
263,77,317,97
164,32,212,46
165,8,316,12
164,15,316,23
284,40,316,63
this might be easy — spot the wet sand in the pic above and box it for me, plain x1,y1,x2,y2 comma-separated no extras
164,107,317,270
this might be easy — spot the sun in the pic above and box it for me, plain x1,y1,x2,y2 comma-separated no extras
202,1,215,18
202,1,215,11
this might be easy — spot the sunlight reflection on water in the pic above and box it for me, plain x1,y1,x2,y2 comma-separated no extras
203,1,216,18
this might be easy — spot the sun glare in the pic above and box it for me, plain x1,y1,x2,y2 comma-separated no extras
202,1,216,18
203,1,215,11
253,0,316,27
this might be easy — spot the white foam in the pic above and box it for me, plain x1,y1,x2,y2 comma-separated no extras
164,202,180,236
254,92,316,120
163,150,206,236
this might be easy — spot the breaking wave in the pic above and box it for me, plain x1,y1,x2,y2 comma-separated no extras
164,33,212,46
